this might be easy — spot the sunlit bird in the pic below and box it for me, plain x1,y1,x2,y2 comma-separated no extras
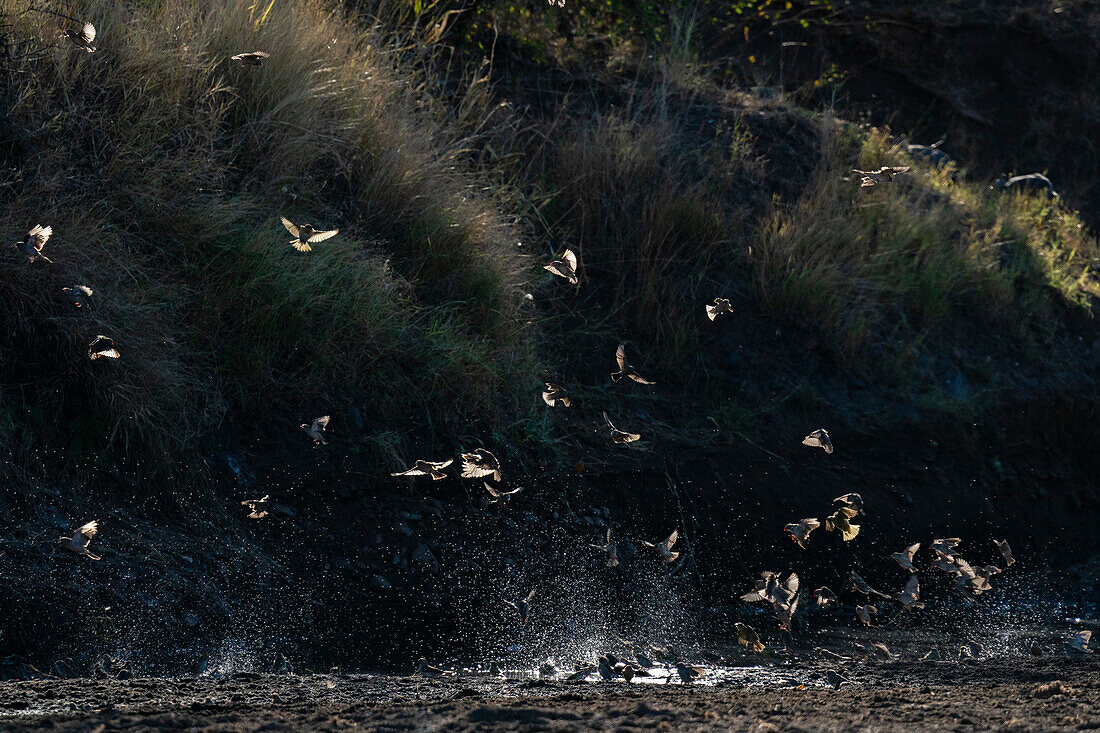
61,22,96,53
706,297,733,321
894,574,924,610
643,529,680,563
891,542,920,572
602,412,641,444
736,622,765,653
826,670,851,689
855,604,877,626
231,51,270,67
300,415,330,444
460,449,502,483
610,343,655,385
543,248,578,284
853,166,910,187
61,285,95,309
785,518,821,549
280,216,338,252
802,428,833,454
590,528,619,567
930,537,962,559
672,660,705,685
1069,631,1092,654
58,520,100,560
241,495,270,519
825,508,859,541
813,586,838,607
15,224,53,263
541,382,571,408
88,335,120,360
994,539,1015,567
391,459,454,481
833,493,863,515
849,570,891,599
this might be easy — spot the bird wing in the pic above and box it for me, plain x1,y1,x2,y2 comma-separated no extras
705,304,717,321
524,589,536,602
665,530,678,549
483,482,501,497
314,415,330,429
629,373,655,385
621,430,641,443
429,459,454,469
391,467,427,476
602,412,615,430
615,344,627,370
78,285,93,296
30,225,52,249
307,228,339,243
81,22,96,43
905,575,919,595
562,249,577,272
280,217,300,238
78,520,98,543
884,166,910,174
461,456,494,479
905,542,921,560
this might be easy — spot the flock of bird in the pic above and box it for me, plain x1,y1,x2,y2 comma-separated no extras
23,15,1089,684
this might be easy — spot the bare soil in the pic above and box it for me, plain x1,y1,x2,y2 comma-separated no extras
3,655,1098,731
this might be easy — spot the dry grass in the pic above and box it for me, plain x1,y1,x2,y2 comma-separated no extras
753,124,1099,382
0,0,536,470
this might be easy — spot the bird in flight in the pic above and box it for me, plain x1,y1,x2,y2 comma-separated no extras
706,297,733,321
391,459,453,481
61,22,97,53
610,344,655,385
88,335,120,360
231,51,270,67
891,542,921,572
541,382,571,407
853,166,910,187
643,530,680,563
460,449,502,483
784,518,820,549
281,216,338,252
602,412,641,444
301,415,330,444
241,495,270,519
62,285,95,309
802,428,833,454
59,521,100,560
503,590,536,623
590,528,619,567
543,249,578,284
15,225,53,263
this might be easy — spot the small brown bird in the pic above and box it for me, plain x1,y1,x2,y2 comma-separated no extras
58,520,100,560
891,543,921,572
543,249,578,284
784,518,821,549
853,166,910,187
705,297,733,321
643,530,680,563
88,335,120,360
855,604,877,626
833,493,864,515
390,459,453,481
735,622,765,653
62,285,95,309
802,428,833,454
813,586,838,607
1029,641,1043,657
231,51,270,66
541,382,571,407
602,412,641,444
590,528,620,567
483,482,523,501
15,225,53,263
504,590,536,624
825,509,860,541
300,415,330,444
930,537,962,559
994,539,1015,567
241,495,270,519
894,574,924,610
416,658,453,678
849,570,891,599
60,22,96,52
280,216,338,252
460,449,501,482
826,670,851,689
672,660,705,685
610,343,655,385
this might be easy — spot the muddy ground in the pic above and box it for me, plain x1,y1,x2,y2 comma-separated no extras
3,654,1098,731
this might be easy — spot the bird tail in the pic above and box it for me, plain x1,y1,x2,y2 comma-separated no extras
87,552,101,561
291,240,312,252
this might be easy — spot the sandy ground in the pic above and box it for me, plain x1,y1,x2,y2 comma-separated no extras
2,656,1098,731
